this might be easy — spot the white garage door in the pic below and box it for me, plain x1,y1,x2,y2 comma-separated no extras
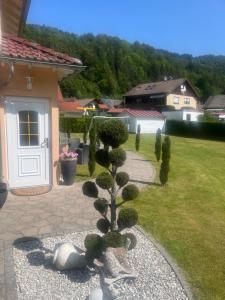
137,119,165,133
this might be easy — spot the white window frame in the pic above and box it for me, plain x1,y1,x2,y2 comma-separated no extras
173,96,179,104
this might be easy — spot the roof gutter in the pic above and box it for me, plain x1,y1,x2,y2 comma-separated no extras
0,56,86,71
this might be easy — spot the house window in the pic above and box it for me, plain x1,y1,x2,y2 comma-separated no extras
184,98,190,105
18,111,39,146
173,96,179,104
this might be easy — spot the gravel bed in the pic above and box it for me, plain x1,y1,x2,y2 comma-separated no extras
13,228,189,300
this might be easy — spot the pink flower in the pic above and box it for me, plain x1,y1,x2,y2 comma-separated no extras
59,151,78,160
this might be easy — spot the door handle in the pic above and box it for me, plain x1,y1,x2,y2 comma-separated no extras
41,138,49,148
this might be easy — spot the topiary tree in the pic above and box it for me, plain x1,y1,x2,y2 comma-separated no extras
159,136,171,186
88,122,96,176
83,119,139,262
154,128,161,162
135,124,141,151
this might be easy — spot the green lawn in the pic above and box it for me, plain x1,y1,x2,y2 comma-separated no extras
124,134,225,300
74,133,225,299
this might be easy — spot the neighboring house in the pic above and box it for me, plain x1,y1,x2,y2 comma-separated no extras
0,0,85,189
162,109,203,122
108,108,165,133
124,78,199,111
204,95,225,120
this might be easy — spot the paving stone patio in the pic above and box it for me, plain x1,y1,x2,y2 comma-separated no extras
0,151,155,299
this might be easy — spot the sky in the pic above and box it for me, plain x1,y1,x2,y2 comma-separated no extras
27,0,225,57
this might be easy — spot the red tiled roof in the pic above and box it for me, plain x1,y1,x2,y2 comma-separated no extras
108,108,163,118
98,103,109,110
59,102,82,112
0,34,83,66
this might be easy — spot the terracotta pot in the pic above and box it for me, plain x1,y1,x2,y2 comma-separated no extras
0,182,8,208
60,159,77,185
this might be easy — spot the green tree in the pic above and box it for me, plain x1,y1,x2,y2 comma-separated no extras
154,128,162,162
135,124,141,151
159,136,171,186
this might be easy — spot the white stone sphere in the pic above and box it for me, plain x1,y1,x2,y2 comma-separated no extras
88,288,103,300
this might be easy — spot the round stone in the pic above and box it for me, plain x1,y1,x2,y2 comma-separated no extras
88,288,103,300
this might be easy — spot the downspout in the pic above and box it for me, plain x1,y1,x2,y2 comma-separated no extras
0,62,15,87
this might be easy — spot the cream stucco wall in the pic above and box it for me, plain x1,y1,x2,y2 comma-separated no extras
0,63,59,186
166,93,197,110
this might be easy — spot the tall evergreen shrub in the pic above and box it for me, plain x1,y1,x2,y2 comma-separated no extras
135,124,141,151
159,136,171,185
154,128,161,162
88,122,96,176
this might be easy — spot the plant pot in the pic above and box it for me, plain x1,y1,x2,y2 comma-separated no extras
60,159,77,185
0,182,8,208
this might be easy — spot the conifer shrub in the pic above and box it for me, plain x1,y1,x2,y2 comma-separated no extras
82,119,139,261
155,128,161,162
122,184,139,201
82,181,98,198
159,136,171,186
95,149,110,168
117,208,138,229
98,119,128,148
88,122,96,176
135,124,141,151
96,172,114,189
116,172,129,187
108,148,126,167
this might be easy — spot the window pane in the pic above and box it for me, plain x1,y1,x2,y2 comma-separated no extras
20,135,29,146
29,111,38,123
30,123,38,135
19,123,28,135
30,135,39,146
19,111,29,122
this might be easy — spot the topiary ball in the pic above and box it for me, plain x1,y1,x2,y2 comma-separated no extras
97,218,110,234
98,119,128,148
122,184,139,201
103,231,124,248
94,198,108,215
117,208,138,229
84,234,104,258
95,149,110,168
109,148,126,167
82,181,98,198
96,172,114,190
116,172,129,187
123,232,137,250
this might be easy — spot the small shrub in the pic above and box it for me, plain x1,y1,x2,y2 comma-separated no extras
103,231,124,248
98,119,128,148
94,198,108,215
95,149,110,168
122,184,139,201
84,234,104,259
135,124,141,151
109,148,126,167
82,181,98,198
116,172,129,187
96,172,114,190
154,128,161,162
117,208,138,229
97,219,110,234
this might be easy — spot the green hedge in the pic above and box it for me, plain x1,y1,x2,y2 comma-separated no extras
60,117,91,133
166,120,225,140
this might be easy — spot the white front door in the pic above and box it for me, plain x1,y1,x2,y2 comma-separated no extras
6,97,50,188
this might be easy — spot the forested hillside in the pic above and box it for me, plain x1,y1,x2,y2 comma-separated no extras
24,24,225,102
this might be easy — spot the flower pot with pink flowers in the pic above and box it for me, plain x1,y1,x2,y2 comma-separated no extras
59,151,78,185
